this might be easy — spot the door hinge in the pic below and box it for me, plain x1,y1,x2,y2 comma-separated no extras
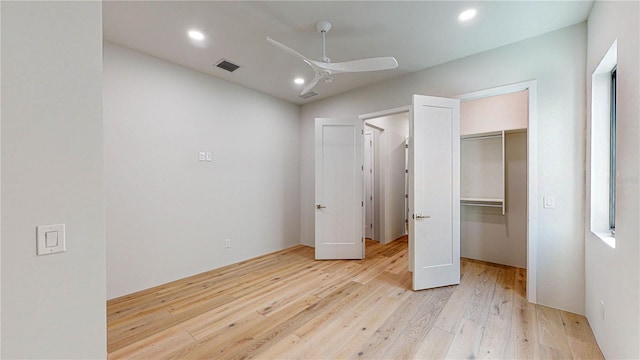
361,201,364,207
370,169,372,174
405,194,408,198
405,169,408,173
405,144,409,149
362,129,364,134
370,196,373,201
370,140,372,146
361,165,364,171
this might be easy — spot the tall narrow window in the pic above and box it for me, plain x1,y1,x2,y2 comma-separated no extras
590,40,616,247
609,68,617,235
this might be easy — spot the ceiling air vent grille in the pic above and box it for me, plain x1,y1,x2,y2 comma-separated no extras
215,59,240,73
299,91,318,99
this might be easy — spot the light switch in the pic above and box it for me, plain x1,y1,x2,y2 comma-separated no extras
198,152,206,161
37,224,65,256
543,196,556,209
45,231,58,248
205,152,212,162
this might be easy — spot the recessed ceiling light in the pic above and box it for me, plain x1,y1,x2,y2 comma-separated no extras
188,30,205,41
294,77,305,85
458,9,477,22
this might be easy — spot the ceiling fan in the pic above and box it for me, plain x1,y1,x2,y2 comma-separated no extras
267,21,399,96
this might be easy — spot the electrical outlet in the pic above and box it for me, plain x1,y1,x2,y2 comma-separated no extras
225,239,231,249
600,300,605,320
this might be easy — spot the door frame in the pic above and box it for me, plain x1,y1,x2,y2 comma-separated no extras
359,80,538,304
314,117,365,260
363,130,375,240
456,80,538,304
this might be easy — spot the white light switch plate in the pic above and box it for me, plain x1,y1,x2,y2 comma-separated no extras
198,152,206,161
37,224,65,256
543,196,556,209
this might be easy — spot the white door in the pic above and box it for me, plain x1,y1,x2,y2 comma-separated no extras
364,132,374,240
409,95,460,290
315,118,364,259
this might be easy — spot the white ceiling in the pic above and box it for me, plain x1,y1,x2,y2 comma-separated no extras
103,1,593,105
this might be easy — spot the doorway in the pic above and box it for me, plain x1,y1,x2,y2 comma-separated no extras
362,112,409,245
364,130,375,240
457,80,538,303
355,81,538,301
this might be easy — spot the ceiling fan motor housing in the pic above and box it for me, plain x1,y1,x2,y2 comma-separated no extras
316,20,332,33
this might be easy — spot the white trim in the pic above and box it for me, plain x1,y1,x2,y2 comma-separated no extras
364,122,385,132
457,80,538,304
360,106,411,120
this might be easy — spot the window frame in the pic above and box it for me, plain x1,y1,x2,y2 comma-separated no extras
609,67,616,235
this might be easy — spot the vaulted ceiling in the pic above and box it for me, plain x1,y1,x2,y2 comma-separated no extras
103,1,593,104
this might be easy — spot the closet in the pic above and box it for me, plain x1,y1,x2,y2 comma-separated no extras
460,90,528,268
461,131,505,213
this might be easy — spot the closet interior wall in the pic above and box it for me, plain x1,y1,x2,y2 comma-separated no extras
460,90,528,268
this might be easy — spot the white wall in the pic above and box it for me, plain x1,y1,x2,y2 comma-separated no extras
1,2,106,358
585,1,639,358
104,43,300,299
366,113,409,243
301,23,587,314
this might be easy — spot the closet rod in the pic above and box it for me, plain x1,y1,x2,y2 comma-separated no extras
461,134,502,141
460,203,503,208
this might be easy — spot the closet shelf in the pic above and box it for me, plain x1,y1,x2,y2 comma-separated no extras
460,197,503,203
460,130,506,215
460,198,504,208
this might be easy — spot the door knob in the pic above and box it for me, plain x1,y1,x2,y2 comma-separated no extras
413,214,431,219
316,204,327,209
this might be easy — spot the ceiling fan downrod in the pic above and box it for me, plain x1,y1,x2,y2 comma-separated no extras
316,20,332,63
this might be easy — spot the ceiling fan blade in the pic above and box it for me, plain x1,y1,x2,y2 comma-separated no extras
301,73,323,96
267,37,320,70
314,57,398,74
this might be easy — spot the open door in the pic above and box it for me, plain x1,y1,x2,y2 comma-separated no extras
409,95,460,290
315,118,364,259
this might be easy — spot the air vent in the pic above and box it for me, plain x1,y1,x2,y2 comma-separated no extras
299,91,318,99
215,59,240,73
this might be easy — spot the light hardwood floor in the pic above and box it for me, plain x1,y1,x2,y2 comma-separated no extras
107,238,603,359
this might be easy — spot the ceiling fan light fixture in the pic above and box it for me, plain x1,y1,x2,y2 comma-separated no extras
458,9,477,22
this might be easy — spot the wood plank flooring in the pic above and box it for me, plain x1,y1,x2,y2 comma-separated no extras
107,238,603,359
